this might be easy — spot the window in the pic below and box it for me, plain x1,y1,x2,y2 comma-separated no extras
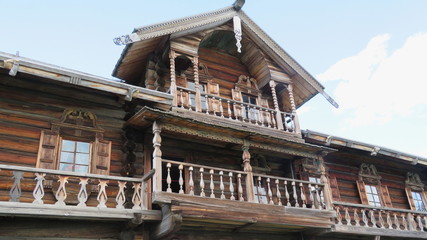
59,140,91,173
36,109,111,175
254,184,268,204
365,185,382,207
309,176,325,205
411,191,426,212
242,94,258,120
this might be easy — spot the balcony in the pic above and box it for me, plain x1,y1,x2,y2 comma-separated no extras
333,201,427,238
0,164,160,222
175,86,300,134
152,159,335,233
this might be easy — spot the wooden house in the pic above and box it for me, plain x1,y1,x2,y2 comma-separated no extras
0,1,426,240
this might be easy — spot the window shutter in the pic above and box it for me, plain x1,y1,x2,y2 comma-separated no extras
92,140,111,175
329,177,342,202
405,187,416,210
207,82,220,112
36,130,60,169
380,185,393,208
356,180,369,205
207,82,219,95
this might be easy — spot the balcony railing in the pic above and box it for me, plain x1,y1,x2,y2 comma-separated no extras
0,164,155,219
161,159,325,210
334,202,427,232
176,87,299,134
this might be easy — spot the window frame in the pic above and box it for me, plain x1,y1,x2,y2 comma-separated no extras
58,138,92,173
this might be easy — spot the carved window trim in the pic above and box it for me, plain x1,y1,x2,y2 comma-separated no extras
405,172,427,211
36,109,111,176
356,163,392,207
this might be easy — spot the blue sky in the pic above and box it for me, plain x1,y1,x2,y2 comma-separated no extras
2,1,427,157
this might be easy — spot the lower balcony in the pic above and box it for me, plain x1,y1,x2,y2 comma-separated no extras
333,201,427,239
152,159,336,235
0,164,160,222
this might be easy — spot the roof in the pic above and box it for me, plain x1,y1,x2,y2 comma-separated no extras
302,129,427,166
0,51,172,110
112,4,338,109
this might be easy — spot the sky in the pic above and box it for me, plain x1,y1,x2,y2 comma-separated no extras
1,1,427,158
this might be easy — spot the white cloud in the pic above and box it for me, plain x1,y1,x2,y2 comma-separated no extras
317,33,427,126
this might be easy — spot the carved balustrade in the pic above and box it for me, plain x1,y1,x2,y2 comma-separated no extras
252,173,326,209
176,86,298,133
0,164,154,210
334,202,427,232
161,159,325,210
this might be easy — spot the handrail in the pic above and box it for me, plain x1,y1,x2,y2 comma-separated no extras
252,172,325,186
0,164,151,182
333,201,427,215
161,159,246,175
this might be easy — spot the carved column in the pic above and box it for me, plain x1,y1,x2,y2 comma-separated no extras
318,151,333,210
287,84,301,134
152,121,163,192
269,80,284,130
242,139,255,202
192,56,202,112
169,50,177,106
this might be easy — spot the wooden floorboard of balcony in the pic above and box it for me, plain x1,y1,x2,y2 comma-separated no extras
0,201,161,222
153,191,335,233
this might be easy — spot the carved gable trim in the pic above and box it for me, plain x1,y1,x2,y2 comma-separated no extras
358,163,381,184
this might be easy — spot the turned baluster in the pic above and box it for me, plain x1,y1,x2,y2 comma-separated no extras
237,173,244,201
227,101,232,119
205,95,210,114
308,184,314,209
219,99,224,118
219,171,225,199
188,92,193,111
292,181,299,207
257,176,263,203
229,172,235,200
240,103,245,121
408,213,416,231
315,184,322,210
257,108,262,126
180,89,184,109
260,109,265,126
282,113,288,131
189,166,194,196
378,211,385,229
284,180,291,206
362,209,368,227
417,215,423,231
271,110,276,128
370,210,376,227
345,208,351,226
33,173,46,204
267,178,274,204
10,171,23,202
354,208,360,226
266,112,271,128
178,164,184,194
386,212,393,229
200,168,205,197
132,182,142,209
166,162,172,193
233,102,238,120
209,169,215,198
116,181,126,209
54,176,69,206
394,213,400,230
275,179,282,206
97,179,108,208
336,207,343,225
212,97,217,115
424,216,427,231
402,213,408,230
77,177,89,207
299,182,306,208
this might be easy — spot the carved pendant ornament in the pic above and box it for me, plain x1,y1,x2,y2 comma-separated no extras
233,16,242,53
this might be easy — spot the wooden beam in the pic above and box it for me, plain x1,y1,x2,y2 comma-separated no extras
150,204,182,240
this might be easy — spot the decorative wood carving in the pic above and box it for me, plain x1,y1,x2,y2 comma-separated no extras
152,121,163,192
54,176,69,206
116,181,126,209
358,163,381,184
10,171,23,202
132,182,142,210
405,172,424,191
169,50,177,106
77,177,89,207
33,173,46,204
97,179,108,208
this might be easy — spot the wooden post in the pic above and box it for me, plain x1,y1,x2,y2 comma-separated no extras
169,50,177,106
269,80,284,130
242,139,255,202
192,56,202,112
152,121,163,192
287,84,301,134
318,151,333,210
